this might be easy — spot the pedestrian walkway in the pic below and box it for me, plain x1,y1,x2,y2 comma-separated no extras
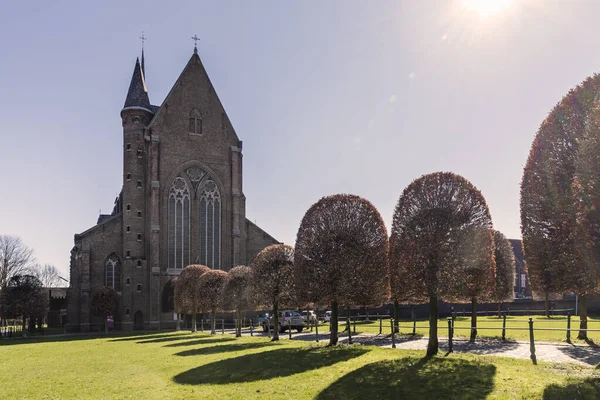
243,328,600,367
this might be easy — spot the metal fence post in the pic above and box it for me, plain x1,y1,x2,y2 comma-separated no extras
379,318,383,335
391,318,396,348
221,319,224,334
529,318,537,365
353,317,356,334
566,312,571,343
347,317,352,344
288,319,292,340
448,318,453,353
315,320,319,342
250,319,254,337
502,313,507,341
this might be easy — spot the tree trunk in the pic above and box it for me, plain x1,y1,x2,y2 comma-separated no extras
105,316,108,334
426,296,438,357
470,297,477,342
236,309,242,337
394,300,400,333
176,314,180,331
329,301,338,346
191,314,197,332
272,301,280,341
211,310,216,335
545,293,550,318
578,295,588,340
22,315,27,337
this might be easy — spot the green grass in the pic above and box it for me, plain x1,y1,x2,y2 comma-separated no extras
341,316,600,343
1,331,599,399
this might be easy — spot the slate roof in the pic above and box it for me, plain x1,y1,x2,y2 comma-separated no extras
123,57,151,110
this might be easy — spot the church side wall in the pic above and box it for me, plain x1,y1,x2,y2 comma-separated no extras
245,220,280,266
68,217,122,332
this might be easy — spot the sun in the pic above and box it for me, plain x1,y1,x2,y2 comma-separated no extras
461,0,512,18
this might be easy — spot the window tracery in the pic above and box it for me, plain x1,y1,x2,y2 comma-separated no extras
168,177,190,269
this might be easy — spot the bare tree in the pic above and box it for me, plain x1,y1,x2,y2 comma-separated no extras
250,244,295,341
33,264,63,288
174,264,210,332
197,269,229,335
490,230,516,316
222,265,253,337
294,194,389,346
0,235,35,289
390,172,493,356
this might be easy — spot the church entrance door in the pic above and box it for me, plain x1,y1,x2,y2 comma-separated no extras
134,311,144,330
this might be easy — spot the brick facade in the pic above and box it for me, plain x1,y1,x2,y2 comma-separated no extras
67,49,279,332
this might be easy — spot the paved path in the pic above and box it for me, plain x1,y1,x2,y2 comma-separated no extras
241,329,600,367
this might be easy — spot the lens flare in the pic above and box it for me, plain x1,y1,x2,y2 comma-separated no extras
461,0,512,17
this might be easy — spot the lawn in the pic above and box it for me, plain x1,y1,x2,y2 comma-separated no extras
326,315,600,343
1,331,599,399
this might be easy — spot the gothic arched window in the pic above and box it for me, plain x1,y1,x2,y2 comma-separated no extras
168,177,191,269
189,109,202,135
199,179,221,269
105,255,121,291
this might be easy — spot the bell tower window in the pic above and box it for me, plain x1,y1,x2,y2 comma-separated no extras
189,109,203,135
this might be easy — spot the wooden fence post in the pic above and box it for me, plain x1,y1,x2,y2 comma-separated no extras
529,318,537,365
566,312,571,343
250,319,253,337
502,313,507,341
315,320,319,343
379,318,383,335
221,319,224,334
390,318,396,348
347,317,352,344
353,317,356,334
288,319,292,340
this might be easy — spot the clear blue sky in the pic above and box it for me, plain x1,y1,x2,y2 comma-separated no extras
1,1,599,279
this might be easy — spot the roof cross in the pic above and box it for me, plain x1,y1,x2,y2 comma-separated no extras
191,34,200,53
139,32,147,50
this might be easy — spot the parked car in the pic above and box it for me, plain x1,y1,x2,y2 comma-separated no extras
257,313,269,327
323,311,332,322
262,310,305,333
301,310,318,324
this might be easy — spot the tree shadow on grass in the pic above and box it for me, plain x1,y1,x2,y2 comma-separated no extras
173,346,369,385
557,344,600,367
317,356,496,400
163,337,236,347
137,334,231,345
110,332,191,342
543,377,600,399
174,341,280,357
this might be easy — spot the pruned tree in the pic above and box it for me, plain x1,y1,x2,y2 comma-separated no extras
197,269,229,335
521,75,600,336
3,274,47,335
222,265,253,337
90,286,120,334
250,244,295,341
34,264,63,288
572,101,600,339
447,227,495,342
174,264,210,332
390,172,493,356
294,194,389,346
490,230,516,316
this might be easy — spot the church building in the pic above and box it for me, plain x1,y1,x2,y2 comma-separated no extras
67,46,279,332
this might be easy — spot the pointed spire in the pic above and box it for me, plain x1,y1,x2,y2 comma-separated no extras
140,32,146,77
141,47,145,77
123,57,151,110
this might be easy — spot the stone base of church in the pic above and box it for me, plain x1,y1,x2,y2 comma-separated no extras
122,321,133,331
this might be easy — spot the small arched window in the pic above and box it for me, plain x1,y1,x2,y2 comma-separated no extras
105,254,121,291
136,284,142,292
189,109,202,135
